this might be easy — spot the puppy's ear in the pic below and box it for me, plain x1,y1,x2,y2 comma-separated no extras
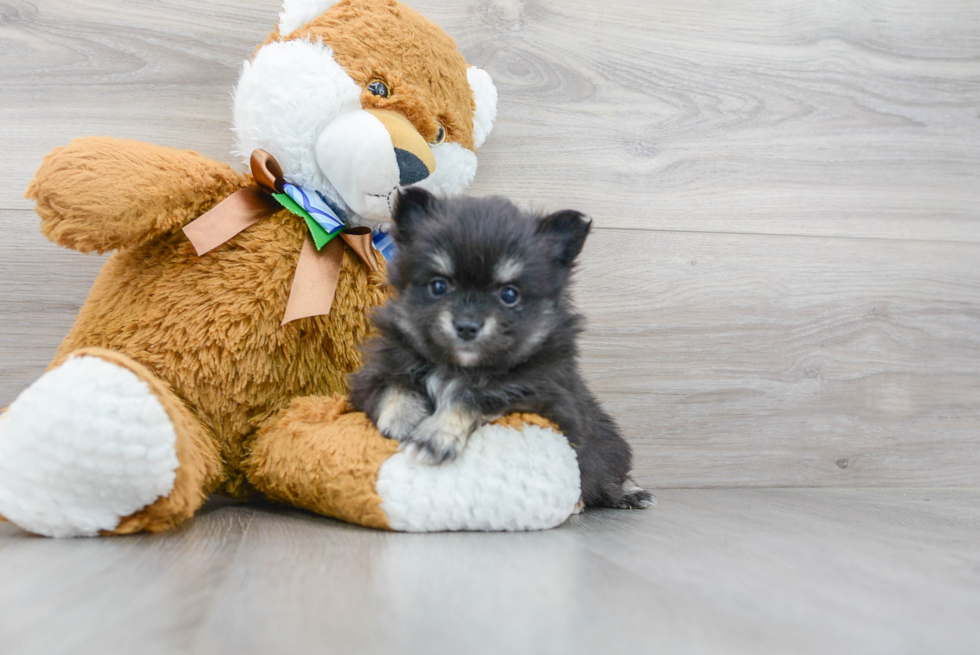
536,210,591,266
393,187,438,244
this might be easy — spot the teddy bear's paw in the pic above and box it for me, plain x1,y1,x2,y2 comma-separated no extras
377,421,582,532
0,355,180,537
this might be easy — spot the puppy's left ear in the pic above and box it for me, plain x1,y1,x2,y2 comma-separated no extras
393,187,439,244
536,210,591,266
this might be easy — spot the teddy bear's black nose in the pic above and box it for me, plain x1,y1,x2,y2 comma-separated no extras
454,317,483,341
395,148,431,186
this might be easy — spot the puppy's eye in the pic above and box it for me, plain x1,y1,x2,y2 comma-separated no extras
367,80,390,98
430,124,446,145
499,285,520,307
429,277,450,297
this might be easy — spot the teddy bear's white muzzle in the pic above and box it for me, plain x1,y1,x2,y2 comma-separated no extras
315,109,435,223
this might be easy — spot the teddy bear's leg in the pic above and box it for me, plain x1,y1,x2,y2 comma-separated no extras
247,397,582,532
247,395,398,529
0,347,222,537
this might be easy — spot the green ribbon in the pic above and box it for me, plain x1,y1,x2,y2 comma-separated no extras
272,192,340,251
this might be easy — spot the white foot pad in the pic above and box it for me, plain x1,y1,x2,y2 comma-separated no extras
0,356,179,537
377,422,581,532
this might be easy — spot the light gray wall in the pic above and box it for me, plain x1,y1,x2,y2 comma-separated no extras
2,0,978,487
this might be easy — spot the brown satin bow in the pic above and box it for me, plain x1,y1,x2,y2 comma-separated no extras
182,150,381,326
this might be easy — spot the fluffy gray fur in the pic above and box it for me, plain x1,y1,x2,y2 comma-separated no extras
349,188,652,509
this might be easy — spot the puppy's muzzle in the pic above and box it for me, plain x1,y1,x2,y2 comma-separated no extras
454,317,483,342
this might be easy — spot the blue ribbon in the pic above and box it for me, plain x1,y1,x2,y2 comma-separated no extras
283,182,396,261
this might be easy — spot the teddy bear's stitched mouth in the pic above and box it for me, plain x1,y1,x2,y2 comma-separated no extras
366,188,398,215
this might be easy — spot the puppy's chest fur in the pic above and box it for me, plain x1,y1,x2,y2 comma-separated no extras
422,366,537,420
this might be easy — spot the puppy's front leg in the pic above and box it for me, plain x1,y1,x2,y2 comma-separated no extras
371,386,431,442
403,404,480,465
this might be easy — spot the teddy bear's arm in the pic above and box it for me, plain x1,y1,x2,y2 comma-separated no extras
25,137,248,254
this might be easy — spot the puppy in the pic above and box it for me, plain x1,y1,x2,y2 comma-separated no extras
349,188,652,509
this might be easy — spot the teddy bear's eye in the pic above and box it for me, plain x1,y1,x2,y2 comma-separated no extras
367,80,390,98
431,124,446,145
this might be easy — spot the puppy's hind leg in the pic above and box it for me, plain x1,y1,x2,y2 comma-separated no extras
612,477,656,509
578,408,655,510
580,456,656,509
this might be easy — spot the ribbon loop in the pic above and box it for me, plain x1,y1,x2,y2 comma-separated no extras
182,186,279,256
183,150,390,326
339,227,382,274
250,149,285,194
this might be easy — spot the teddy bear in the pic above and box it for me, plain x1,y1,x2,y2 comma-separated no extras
0,0,582,537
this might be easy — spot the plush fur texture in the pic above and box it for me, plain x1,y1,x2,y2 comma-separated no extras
0,354,180,537
4,0,531,536
248,396,580,532
90,348,223,535
27,137,244,254
414,141,478,200
313,108,432,224
249,396,581,532
377,419,580,531
276,0,476,150
28,137,390,504
239,0,497,228
248,395,398,529
466,67,498,150
233,39,363,210
350,190,653,509
279,0,341,36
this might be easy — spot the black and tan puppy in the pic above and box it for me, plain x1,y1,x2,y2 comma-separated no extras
350,188,652,509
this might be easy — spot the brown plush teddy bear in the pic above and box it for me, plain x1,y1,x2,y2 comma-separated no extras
0,0,583,537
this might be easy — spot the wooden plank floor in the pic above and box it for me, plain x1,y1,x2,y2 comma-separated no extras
1,2,979,653
2,489,979,655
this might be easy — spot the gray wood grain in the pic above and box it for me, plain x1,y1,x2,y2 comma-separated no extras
3,209,978,487
2,3,978,652
576,228,980,487
1,489,978,655
2,0,978,240
2,0,980,488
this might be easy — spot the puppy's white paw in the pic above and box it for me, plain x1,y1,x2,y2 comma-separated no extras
0,355,180,537
402,410,474,465
374,387,430,442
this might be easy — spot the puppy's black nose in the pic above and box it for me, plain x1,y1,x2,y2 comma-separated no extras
454,318,483,341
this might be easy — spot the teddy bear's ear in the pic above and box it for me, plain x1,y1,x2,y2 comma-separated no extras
279,0,340,37
467,67,498,150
